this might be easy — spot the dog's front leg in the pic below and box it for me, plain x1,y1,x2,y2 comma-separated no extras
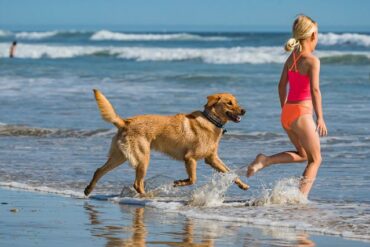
205,153,249,190
174,158,197,187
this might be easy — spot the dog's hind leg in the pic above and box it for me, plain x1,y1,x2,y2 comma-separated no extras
130,142,150,195
84,152,126,196
174,157,197,187
133,161,149,195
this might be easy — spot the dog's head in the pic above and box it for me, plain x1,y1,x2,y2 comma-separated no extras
204,93,246,123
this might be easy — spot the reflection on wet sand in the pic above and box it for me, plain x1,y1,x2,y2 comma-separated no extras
297,233,316,247
84,202,316,246
149,218,214,247
84,203,213,247
85,203,146,246
259,227,316,247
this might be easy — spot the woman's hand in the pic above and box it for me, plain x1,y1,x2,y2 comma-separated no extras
316,118,328,136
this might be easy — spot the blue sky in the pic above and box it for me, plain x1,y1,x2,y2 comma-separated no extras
1,0,369,31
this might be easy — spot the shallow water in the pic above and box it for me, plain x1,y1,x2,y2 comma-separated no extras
2,188,368,247
0,30,370,244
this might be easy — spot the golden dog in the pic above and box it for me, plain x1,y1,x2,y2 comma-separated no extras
84,89,249,196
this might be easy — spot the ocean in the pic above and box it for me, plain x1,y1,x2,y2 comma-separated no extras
0,29,369,246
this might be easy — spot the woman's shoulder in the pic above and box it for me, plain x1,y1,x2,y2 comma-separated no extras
299,54,320,72
303,53,320,66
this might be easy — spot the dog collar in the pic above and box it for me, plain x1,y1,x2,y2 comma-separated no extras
202,109,227,134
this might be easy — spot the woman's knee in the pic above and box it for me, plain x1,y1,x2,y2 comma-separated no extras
297,149,308,161
307,154,322,165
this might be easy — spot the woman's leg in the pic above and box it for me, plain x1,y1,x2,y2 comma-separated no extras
292,115,322,196
247,128,307,177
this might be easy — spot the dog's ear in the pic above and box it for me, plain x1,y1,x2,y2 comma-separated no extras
205,94,221,108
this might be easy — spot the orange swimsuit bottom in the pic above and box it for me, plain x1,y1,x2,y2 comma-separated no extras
281,104,312,130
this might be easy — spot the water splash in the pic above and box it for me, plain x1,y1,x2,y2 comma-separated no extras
189,172,237,207
119,174,187,198
247,178,308,206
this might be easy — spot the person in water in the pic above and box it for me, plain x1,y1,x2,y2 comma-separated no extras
9,41,17,58
247,15,328,197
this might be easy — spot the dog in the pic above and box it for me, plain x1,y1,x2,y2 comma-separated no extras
84,89,249,196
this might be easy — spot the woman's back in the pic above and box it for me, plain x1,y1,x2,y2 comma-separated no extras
287,52,312,102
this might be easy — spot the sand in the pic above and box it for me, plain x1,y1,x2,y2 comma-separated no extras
1,188,369,247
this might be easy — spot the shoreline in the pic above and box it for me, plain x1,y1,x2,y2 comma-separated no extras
1,187,369,247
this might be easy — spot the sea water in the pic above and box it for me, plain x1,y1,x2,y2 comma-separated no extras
0,30,369,243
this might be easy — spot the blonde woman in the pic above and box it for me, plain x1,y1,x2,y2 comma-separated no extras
247,15,328,197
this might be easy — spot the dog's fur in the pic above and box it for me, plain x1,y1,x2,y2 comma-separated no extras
84,89,249,196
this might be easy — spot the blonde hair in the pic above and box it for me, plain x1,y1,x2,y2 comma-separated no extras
285,15,317,52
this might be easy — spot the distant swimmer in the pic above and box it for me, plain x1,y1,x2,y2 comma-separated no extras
9,41,17,58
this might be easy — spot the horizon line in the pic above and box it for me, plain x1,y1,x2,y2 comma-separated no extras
2,24,370,33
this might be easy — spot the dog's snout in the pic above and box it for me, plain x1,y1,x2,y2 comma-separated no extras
240,109,246,115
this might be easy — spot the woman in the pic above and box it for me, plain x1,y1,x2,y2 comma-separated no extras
247,15,328,197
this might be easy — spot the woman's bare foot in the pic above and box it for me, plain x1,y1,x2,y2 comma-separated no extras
247,154,268,177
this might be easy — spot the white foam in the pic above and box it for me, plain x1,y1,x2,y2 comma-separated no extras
319,32,370,47
0,30,11,37
0,181,85,198
176,208,313,233
0,43,99,58
90,30,229,41
173,202,370,242
15,31,58,40
1,43,369,64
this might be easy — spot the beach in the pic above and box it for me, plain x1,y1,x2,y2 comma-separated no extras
0,30,370,246
1,188,369,247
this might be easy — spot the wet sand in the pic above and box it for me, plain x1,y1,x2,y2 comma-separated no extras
1,188,368,247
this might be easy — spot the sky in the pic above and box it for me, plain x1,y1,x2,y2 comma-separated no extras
1,0,369,32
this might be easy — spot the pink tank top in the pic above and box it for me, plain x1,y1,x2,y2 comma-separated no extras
287,52,312,101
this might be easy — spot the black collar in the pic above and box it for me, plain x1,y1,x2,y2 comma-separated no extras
202,109,227,134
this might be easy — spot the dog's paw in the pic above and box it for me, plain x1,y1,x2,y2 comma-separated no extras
173,180,181,187
84,185,92,196
238,183,250,190
234,178,250,191
173,179,191,187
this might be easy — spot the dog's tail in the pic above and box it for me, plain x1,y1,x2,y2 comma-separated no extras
93,89,125,128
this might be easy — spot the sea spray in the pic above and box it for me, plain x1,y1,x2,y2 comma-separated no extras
189,172,238,207
247,177,308,206
120,174,187,198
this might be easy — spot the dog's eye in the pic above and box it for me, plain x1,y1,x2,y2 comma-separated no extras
227,101,233,106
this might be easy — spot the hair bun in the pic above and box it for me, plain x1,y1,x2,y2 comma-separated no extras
284,38,300,52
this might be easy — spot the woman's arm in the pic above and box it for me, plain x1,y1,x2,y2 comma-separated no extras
278,62,289,108
309,57,328,136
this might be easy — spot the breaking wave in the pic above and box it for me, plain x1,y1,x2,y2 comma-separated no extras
0,30,87,40
90,30,230,41
0,29,11,37
1,43,369,64
319,32,370,47
15,31,59,40
2,29,370,47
